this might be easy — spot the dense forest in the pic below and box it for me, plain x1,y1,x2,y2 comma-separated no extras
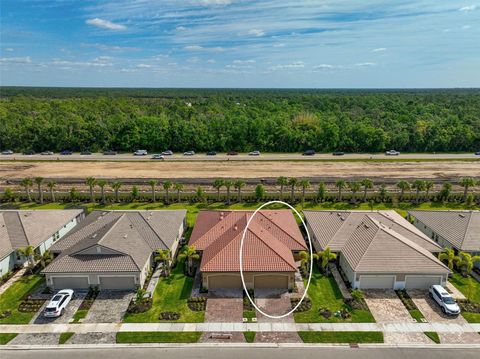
0,87,479,153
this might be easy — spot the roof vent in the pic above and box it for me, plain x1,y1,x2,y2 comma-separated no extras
340,216,345,221
123,234,128,239
459,214,465,218
92,233,97,238
364,223,370,229
234,225,238,231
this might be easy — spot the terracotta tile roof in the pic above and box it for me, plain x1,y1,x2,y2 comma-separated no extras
408,210,480,251
189,210,306,273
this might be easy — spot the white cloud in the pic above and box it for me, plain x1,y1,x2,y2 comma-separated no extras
248,29,265,37
187,57,200,63
81,43,140,52
314,64,334,69
120,68,137,73
94,56,112,62
459,5,476,11
462,25,471,29
86,18,126,30
269,61,304,70
176,26,187,31
199,0,232,5
354,62,376,67
4,48,14,52
273,43,285,48
0,56,31,63
233,59,255,64
184,45,203,51
207,59,216,63
136,64,152,68
372,47,386,52
52,59,112,67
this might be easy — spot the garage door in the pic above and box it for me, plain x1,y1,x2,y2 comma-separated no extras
99,276,136,290
405,276,442,289
208,275,242,289
52,276,89,290
359,275,395,289
254,275,289,289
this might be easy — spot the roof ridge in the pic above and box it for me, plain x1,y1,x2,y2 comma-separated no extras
200,229,241,270
135,212,168,250
193,210,236,245
257,211,305,248
15,211,29,246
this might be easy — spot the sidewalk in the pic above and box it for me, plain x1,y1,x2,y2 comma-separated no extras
1,322,479,334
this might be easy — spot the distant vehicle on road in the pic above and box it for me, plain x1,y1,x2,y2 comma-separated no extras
151,154,165,160
302,150,315,156
227,151,239,156
103,150,117,155
1,150,13,155
41,151,54,156
161,150,173,156
206,151,217,156
385,150,400,156
429,285,460,315
475,151,480,156
60,150,73,155
332,151,345,156
80,151,92,155
249,150,261,156
44,289,74,318
183,151,195,156
133,149,148,156
23,150,35,155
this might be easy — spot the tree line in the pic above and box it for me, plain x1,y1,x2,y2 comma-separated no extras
0,88,479,153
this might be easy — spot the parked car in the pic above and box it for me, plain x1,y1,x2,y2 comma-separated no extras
41,151,54,156
227,150,239,156
249,150,261,156
429,285,461,315
1,150,13,155
23,150,35,155
151,154,165,160
134,149,148,156
475,151,480,156
60,150,73,155
302,150,315,156
206,151,217,156
80,150,92,155
161,150,173,156
385,150,400,156
183,151,195,156
332,151,345,156
103,150,117,155
43,289,74,318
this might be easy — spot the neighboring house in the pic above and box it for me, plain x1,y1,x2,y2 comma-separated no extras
304,210,449,290
43,210,186,291
189,210,307,290
408,210,480,268
0,210,84,277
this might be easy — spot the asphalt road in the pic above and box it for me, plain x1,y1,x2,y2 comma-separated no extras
1,152,479,162
2,346,479,359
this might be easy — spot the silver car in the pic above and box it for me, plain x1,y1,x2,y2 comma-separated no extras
429,285,461,315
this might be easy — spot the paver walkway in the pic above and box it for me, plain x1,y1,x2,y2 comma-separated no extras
255,289,294,323
329,264,352,300
364,290,413,323
446,282,466,300
0,268,26,296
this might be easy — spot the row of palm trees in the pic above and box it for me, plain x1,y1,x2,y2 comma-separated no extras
439,248,480,275
154,245,199,277
299,247,337,274
15,245,53,274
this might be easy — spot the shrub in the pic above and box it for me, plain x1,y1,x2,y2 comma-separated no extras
187,297,207,311
318,306,332,319
291,297,312,312
127,298,152,314
159,311,180,320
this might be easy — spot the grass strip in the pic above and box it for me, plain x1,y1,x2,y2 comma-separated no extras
59,332,75,344
424,331,440,344
116,331,201,343
0,333,18,345
243,331,256,343
298,331,384,343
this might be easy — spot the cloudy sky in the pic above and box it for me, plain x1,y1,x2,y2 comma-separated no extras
1,0,479,88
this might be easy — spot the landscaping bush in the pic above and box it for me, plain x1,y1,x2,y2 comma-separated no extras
346,289,369,311
159,311,180,320
187,297,207,311
127,298,152,314
243,289,255,311
395,290,417,311
291,297,312,312
18,299,45,313
78,286,99,311
0,311,12,319
458,299,480,313
318,306,332,319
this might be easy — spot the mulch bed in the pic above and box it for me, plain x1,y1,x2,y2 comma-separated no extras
127,298,152,314
18,298,45,313
187,297,207,311
159,312,180,320
291,297,312,312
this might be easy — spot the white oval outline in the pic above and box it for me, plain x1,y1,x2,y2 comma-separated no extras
239,200,313,319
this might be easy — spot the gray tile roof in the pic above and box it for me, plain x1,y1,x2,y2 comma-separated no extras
0,210,83,260
304,210,441,252
408,210,480,251
44,210,186,274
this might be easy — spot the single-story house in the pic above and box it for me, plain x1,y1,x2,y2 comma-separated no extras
408,210,480,268
189,210,307,291
304,210,450,290
43,210,186,291
0,210,84,277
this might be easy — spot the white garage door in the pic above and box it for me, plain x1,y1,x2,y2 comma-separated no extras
405,276,442,289
52,276,89,290
99,276,136,290
359,275,395,289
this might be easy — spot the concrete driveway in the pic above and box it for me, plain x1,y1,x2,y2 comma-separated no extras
83,291,134,323
30,291,87,324
254,289,294,323
205,289,243,323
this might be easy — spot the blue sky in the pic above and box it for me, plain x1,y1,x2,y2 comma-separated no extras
1,0,479,88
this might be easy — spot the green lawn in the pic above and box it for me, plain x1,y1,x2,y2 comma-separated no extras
449,273,480,323
243,310,256,322
409,309,425,322
298,331,383,343
59,332,74,344
294,267,375,323
243,331,256,343
0,333,18,345
123,259,204,323
116,332,201,343
71,309,88,323
424,331,440,344
0,274,44,324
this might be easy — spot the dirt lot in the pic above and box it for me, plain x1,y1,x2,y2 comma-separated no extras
0,160,478,181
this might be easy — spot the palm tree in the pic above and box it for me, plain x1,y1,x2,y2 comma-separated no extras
178,245,200,276
439,248,460,270
459,177,476,202
396,180,410,201
224,179,234,205
361,178,374,202
288,177,298,202
379,184,388,202
234,180,245,202
213,179,224,202
440,182,452,201
412,180,426,204
317,182,327,202
456,252,480,275
298,180,310,207
20,177,33,202
111,182,122,203
196,186,205,202
38,250,53,269
154,249,172,276
47,181,56,202
174,183,184,203
425,181,434,200
85,177,97,202
299,250,314,273
97,180,107,204
69,187,79,202
335,180,346,201
17,245,36,270
148,180,157,202
348,181,361,202
276,176,288,200
34,177,44,204
163,180,173,203
316,247,337,273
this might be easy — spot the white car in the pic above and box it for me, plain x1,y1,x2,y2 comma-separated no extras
1,150,13,155
429,285,461,315
151,154,164,160
249,150,261,156
161,150,173,156
183,151,195,156
134,149,148,156
44,289,74,317
385,150,400,156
